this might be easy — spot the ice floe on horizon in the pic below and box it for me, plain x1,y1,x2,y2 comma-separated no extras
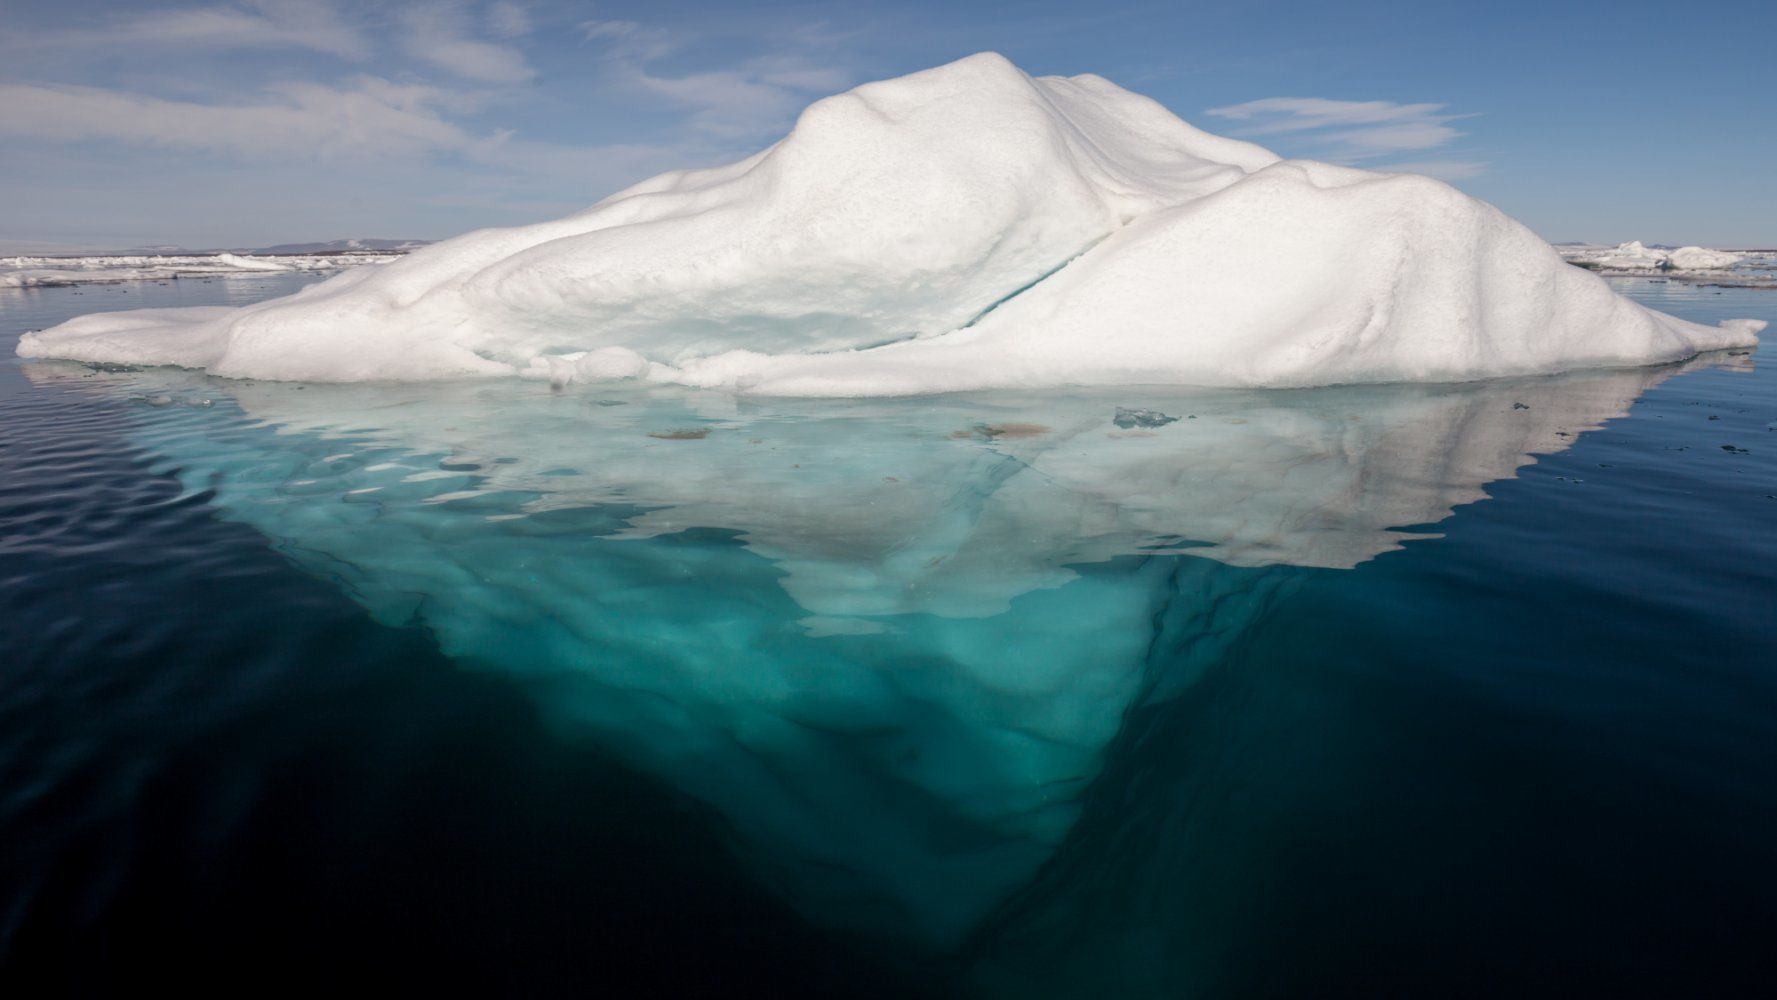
1559,240,1746,272
0,251,402,288
18,52,1764,393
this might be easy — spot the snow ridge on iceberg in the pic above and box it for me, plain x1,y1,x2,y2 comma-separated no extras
18,53,1762,392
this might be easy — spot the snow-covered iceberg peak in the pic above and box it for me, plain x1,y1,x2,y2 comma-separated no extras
18,52,1762,392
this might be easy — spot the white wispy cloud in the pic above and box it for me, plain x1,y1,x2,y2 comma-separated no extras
578,17,854,138
578,19,680,62
1206,96,1485,179
0,78,496,160
0,2,877,238
1208,97,1455,134
6,0,371,60
0,72,719,207
486,1,533,40
398,2,536,85
1376,159,1490,182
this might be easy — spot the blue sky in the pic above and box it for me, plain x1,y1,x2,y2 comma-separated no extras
2,0,1772,251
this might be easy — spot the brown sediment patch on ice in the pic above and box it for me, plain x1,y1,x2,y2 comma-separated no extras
953,422,1050,440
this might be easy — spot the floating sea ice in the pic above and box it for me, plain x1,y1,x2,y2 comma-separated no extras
212,252,291,271
1562,240,1747,272
0,252,397,287
1112,407,1180,428
1666,246,1746,270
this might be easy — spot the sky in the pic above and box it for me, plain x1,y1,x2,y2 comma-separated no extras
1,0,1773,252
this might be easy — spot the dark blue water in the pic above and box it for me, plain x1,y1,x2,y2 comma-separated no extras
2,275,1773,996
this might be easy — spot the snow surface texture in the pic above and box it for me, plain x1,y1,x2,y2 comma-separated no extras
0,252,400,287
1560,241,1746,272
19,53,1763,392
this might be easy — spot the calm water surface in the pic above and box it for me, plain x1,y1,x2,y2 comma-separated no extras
1,274,1774,996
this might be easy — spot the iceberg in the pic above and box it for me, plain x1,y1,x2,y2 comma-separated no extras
17,53,1760,392
1665,246,1745,271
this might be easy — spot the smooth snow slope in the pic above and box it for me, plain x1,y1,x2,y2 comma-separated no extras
18,53,1762,392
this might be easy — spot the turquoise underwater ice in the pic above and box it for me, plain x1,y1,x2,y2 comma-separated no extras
17,352,1740,949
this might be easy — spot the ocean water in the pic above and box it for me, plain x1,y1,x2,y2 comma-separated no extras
1,274,1773,996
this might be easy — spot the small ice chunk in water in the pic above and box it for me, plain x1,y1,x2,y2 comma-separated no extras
1113,407,1179,429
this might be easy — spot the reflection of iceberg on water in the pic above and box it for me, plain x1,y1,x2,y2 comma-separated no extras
21,354,1740,947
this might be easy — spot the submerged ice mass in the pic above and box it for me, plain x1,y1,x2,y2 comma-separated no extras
16,53,1762,391
21,349,1740,946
